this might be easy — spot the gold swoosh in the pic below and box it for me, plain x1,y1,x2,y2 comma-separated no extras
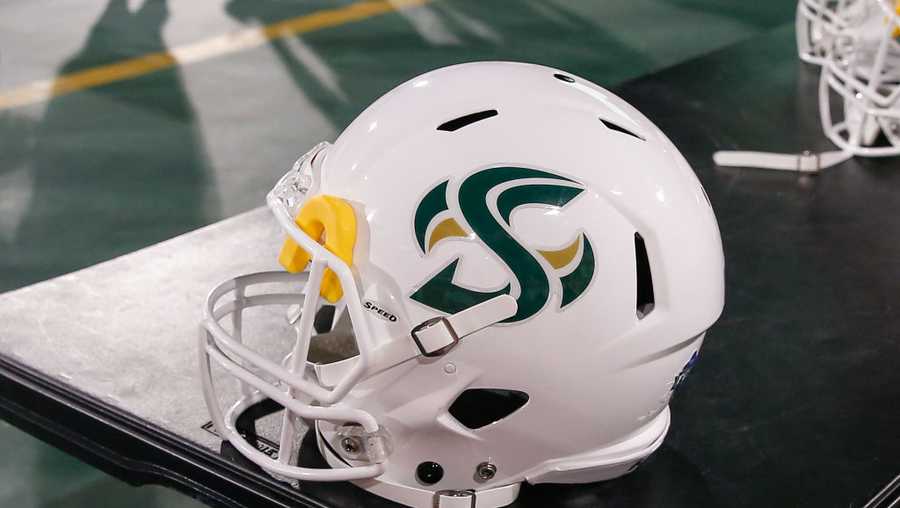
539,235,582,269
427,217,468,251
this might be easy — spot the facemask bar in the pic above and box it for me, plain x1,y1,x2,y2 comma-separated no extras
798,0,859,64
199,269,386,481
824,11,900,107
266,156,382,405
819,2,900,155
198,142,388,481
820,68,900,155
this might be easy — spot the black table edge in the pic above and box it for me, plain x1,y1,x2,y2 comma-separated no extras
0,352,328,508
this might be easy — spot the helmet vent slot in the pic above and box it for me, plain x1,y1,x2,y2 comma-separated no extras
634,232,655,319
448,389,529,429
600,118,645,141
437,109,498,132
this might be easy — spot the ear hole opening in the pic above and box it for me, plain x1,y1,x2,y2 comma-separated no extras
635,232,655,319
448,389,529,429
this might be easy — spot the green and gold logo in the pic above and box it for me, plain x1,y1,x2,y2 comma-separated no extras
411,166,596,323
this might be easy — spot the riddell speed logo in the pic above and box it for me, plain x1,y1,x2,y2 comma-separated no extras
410,166,596,323
364,300,398,322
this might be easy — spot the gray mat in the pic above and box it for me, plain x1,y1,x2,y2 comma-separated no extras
0,207,299,453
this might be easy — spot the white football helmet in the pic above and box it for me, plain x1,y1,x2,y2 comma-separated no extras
819,0,900,156
716,0,900,171
200,62,725,508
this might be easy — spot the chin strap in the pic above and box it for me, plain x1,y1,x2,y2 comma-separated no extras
317,295,518,386
713,149,852,173
411,295,517,357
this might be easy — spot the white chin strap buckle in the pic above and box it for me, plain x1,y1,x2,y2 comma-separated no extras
410,295,517,358
334,423,392,462
434,490,476,508
796,150,821,172
412,316,460,357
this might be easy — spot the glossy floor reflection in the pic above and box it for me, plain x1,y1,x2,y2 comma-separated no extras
0,0,794,506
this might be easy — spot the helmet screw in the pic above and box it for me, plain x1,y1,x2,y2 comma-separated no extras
340,436,362,455
476,462,497,481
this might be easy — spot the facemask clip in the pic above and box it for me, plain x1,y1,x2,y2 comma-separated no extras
335,423,392,462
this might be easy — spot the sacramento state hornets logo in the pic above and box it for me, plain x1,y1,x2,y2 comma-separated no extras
410,167,596,323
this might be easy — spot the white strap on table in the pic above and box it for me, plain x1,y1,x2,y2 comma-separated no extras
411,294,517,357
713,149,852,173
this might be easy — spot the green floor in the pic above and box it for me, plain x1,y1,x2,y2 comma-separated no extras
0,1,793,506
0,421,203,507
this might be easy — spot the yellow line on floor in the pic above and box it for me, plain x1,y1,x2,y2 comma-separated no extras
0,0,428,111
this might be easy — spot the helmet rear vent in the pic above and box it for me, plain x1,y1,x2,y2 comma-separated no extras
437,109,498,132
600,118,645,141
634,232,655,319
448,389,529,429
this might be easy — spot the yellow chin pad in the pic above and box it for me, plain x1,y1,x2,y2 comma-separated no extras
278,195,356,303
